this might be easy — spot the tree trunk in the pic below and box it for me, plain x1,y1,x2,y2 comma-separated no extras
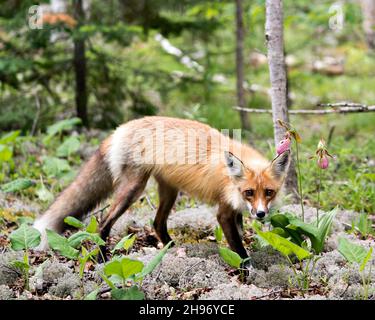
73,0,89,128
235,0,250,131
265,0,298,197
360,0,375,50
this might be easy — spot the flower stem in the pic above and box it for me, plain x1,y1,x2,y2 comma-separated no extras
316,168,321,227
295,140,305,221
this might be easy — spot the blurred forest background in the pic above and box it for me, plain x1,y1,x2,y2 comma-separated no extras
0,0,374,216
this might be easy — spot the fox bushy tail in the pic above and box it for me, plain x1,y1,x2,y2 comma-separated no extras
33,150,113,249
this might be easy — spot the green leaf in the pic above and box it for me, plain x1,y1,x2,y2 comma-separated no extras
10,224,41,250
11,260,29,271
46,229,79,259
79,247,99,278
338,237,369,265
0,130,20,144
35,184,54,202
84,289,99,300
64,216,85,229
139,241,172,278
111,234,135,253
2,178,34,193
0,145,12,162
104,258,144,280
112,234,132,253
68,231,105,248
219,247,242,268
42,157,71,177
111,286,144,300
360,247,373,272
46,118,82,137
285,208,337,254
56,136,81,157
270,213,304,245
85,216,98,233
252,221,311,261
123,234,136,251
214,225,223,242
121,258,144,279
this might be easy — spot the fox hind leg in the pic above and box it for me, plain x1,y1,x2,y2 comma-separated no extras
99,171,149,259
153,177,178,245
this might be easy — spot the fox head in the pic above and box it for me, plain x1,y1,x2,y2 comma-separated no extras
224,150,291,219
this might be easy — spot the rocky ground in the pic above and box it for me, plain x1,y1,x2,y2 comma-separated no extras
0,192,374,300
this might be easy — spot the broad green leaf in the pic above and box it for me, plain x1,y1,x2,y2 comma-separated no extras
46,229,79,259
84,289,99,300
57,136,80,157
104,260,122,278
42,157,71,177
10,224,41,250
338,237,368,265
219,247,242,268
121,258,144,279
271,227,289,238
139,241,172,278
2,178,34,193
0,130,20,144
64,216,85,229
111,286,144,300
253,221,310,261
17,216,34,225
0,145,12,162
35,184,54,202
270,213,304,245
104,258,144,280
68,231,105,248
85,216,98,233
285,208,337,253
46,118,82,137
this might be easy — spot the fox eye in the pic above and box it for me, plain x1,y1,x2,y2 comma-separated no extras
244,189,254,197
265,189,275,197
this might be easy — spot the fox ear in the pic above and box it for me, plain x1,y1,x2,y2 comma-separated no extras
271,151,291,179
224,151,244,178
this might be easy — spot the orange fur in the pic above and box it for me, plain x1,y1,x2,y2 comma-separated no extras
34,116,289,255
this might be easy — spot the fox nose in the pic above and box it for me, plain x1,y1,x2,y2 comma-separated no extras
256,211,266,219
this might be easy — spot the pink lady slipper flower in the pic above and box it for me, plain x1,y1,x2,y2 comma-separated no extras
315,138,334,170
276,137,291,155
317,155,329,169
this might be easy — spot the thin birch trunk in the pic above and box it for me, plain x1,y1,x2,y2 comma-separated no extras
265,0,298,196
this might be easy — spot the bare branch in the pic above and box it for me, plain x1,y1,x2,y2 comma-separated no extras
233,105,375,114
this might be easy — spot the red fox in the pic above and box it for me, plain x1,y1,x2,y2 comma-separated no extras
34,116,290,259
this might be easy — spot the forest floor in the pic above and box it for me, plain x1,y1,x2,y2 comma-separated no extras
1,190,374,300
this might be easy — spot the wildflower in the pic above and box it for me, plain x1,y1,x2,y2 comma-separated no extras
276,136,291,155
315,138,334,170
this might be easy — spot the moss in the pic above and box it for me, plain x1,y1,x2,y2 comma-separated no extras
199,283,268,300
48,273,81,298
0,285,15,300
40,260,73,284
0,251,23,286
249,247,287,271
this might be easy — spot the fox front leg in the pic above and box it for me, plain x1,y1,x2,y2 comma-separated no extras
217,203,248,259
